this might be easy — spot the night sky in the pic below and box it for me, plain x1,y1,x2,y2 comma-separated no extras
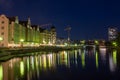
0,0,120,40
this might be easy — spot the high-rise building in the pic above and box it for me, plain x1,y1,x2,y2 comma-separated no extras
108,27,117,41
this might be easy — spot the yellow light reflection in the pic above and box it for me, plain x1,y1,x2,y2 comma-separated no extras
0,64,3,80
60,51,68,66
20,61,24,76
81,52,85,68
95,51,99,68
27,58,29,72
113,50,117,64
39,56,42,69
47,54,52,68
42,55,47,69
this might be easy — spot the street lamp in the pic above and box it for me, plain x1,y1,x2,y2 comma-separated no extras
20,39,24,47
0,37,3,47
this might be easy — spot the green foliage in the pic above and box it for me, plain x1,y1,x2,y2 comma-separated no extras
115,32,120,47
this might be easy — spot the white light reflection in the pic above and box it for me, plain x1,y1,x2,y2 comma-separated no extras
99,47,106,62
109,50,117,72
75,50,78,65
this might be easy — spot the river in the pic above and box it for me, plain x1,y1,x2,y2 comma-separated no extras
0,47,120,80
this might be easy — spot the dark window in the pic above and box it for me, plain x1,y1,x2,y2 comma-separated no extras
1,26,4,29
1,32,4,35
1,21,4,24
1,44,4,47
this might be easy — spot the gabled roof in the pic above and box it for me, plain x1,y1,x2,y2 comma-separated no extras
7,16,16,23
31,25,38,30
19,21,28,27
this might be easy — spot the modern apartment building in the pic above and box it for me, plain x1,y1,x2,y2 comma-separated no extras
0,14,56,47
108,27,117,41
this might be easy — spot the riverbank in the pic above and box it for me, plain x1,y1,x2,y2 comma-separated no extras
0,46,81,61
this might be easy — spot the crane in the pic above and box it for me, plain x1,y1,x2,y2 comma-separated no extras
39,23,53,29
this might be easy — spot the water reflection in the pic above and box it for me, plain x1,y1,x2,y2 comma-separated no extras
0,47,119,80
0,64,3,80
109,50,117,72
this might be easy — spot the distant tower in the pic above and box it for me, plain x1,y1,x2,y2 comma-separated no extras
64,26,71,42
108,27,117,41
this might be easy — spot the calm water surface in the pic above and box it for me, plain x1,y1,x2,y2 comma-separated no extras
0,47,120,80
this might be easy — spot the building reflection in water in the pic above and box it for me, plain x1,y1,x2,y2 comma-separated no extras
109,50,117,72
0,48,119,80
20,60,24,76
99,47,107,63
81,50,85,68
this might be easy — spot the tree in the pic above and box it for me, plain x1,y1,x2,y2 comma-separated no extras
115,32,120,47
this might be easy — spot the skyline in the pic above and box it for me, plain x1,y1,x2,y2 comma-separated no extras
0,0,120,40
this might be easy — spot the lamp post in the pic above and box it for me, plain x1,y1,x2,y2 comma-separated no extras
20,39,24,47
0,37,3,47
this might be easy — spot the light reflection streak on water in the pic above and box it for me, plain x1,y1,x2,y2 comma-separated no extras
47,53,53,68
75,50,78,65
27,58,30,72
109,50,117,72
42,54,47,70
0,48,119,80
95,51,98,69
99,47,106,62
59,51,68,66
20,60,24,76
0,64,3,80
81,50,85,68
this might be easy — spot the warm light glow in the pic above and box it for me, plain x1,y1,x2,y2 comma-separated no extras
80,40,85,44
20,61,24,76
20,39,24,42
112,42,117,47
42,55,47,69
0,37,3,41
60,51,68,66
47,54,53,68
95,40,98,44
0,64,3,80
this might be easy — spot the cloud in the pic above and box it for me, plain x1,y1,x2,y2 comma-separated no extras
0,0,14,9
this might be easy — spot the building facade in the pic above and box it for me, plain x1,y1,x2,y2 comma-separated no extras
0,14,56,47
108,27,118,41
